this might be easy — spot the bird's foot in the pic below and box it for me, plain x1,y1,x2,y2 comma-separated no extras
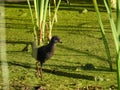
37,73,42,80
39,75,43,81
35,72,42,80
35,71,40,77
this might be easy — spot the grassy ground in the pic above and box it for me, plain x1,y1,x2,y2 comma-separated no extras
1,0,118,90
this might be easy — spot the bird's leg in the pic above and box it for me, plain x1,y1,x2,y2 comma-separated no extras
36,61,40,76
36,62,42,80
39,66,42,80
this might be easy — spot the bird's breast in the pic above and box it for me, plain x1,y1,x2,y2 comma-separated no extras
46,49,54,59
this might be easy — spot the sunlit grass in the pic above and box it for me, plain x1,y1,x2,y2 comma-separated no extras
2,1,117,89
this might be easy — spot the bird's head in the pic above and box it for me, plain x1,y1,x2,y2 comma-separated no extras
50,36,62,43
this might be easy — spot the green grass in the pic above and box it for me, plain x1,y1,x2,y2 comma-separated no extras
1,1,117,90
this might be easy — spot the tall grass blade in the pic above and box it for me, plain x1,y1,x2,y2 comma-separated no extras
0,2,9,89
116,0,120,89
33,0,45,45
42,0,49,40
27,0,38,45
93,0,113,71
33,0,40,46
48,2,52,40
34,0,40,27
104,0,118,51
117,53,120,89
27,0,38,60
48,0,61,40
51,0,61,27
38,0,44,45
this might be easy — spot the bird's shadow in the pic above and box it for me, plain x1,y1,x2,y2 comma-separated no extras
42,68,94,81
3,60,94,81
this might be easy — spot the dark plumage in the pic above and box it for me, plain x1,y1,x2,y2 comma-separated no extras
32,36,62,80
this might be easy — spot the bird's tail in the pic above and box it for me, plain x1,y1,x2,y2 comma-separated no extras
31,41,37,59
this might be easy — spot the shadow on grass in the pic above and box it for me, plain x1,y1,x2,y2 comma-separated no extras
7,60,35,69
4,0,106,12
5,1,34,8
4,60,95,80
45,63,116,72
94,66,116,72
4,59,115,82
59,4,106,12
58,44,107,62
6,41,32,52
42,68,94,81
54,24,111,33
2,60,94,80
6,23,33,29
6,41,32,45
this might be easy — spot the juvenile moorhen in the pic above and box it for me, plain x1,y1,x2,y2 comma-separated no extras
32,36,62,80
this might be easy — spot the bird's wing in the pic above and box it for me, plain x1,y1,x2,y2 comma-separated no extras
37,45,52,60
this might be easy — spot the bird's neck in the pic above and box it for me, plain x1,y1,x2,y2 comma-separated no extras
48,41,56,51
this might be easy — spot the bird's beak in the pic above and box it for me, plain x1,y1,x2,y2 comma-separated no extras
59,41,62,43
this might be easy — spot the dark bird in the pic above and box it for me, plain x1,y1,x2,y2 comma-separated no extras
32,36,62,80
